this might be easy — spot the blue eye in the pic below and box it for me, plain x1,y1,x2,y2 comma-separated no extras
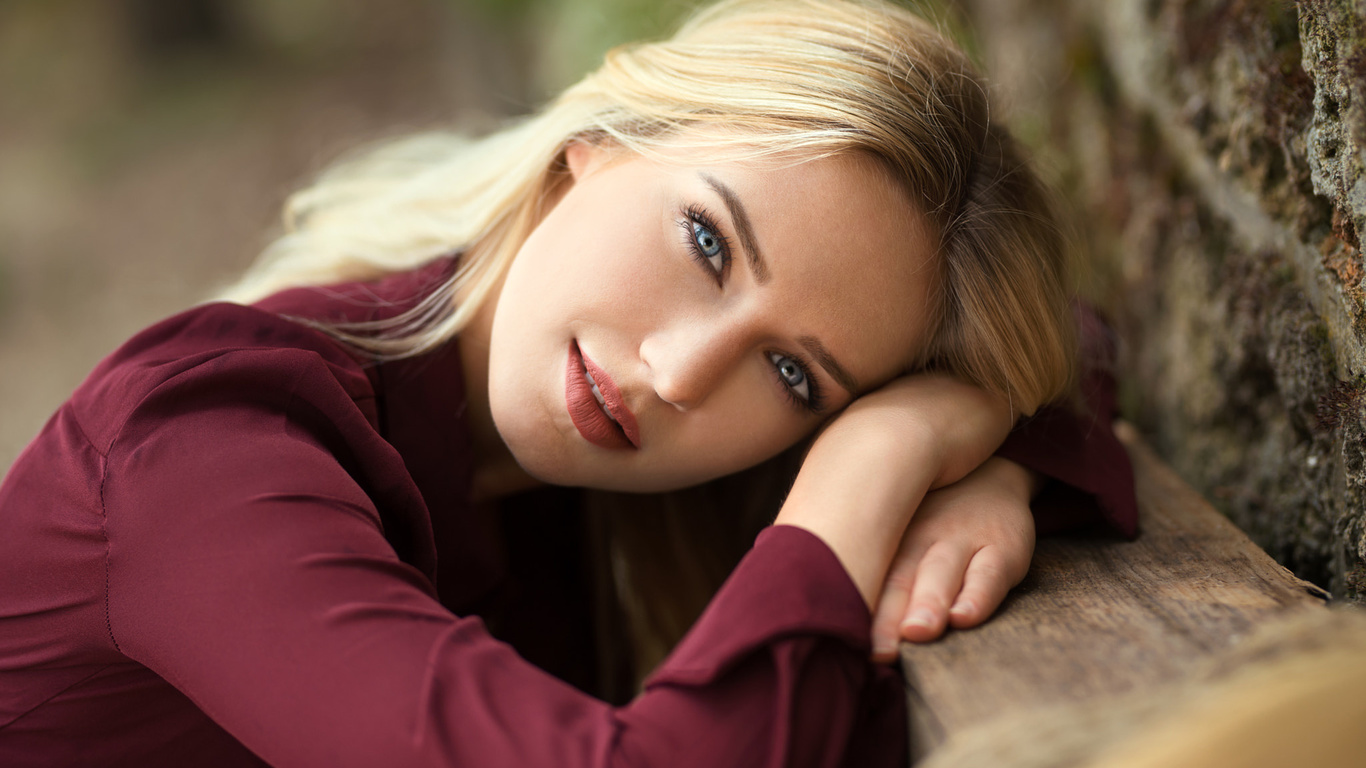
681,205,730,281
691,220,725,273
768,352,812,403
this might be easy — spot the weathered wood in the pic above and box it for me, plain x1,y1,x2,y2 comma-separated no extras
899,423,1328,763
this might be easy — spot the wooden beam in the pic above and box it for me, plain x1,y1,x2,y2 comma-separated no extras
899,423,1328,763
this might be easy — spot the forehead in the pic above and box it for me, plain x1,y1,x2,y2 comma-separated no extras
681,150,940,390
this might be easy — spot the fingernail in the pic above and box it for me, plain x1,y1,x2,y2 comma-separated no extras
873,638,896,657
949,601,973,617
901,609,935,630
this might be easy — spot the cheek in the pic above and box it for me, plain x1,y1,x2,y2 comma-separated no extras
520,213,669,320
673,395,813,476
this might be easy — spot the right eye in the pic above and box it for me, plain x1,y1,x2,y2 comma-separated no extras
692,220,725,272
680,205,731,282
769,352,812,403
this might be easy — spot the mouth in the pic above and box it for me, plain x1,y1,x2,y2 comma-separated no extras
565,341,641,450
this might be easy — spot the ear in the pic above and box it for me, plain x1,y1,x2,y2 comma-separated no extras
565,139,611,182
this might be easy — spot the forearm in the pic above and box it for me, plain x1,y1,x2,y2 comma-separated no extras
995,457,1043,500
774,374,1013,609
870,455,1039,653
775,422,938,609
630,526,906,768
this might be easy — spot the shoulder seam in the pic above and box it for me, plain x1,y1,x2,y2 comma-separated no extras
98,449,121,654
98,349,317,656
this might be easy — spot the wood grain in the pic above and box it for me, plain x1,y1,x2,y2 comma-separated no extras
899,423,1328,763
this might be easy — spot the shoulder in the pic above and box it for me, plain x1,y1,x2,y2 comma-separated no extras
69,301,376,455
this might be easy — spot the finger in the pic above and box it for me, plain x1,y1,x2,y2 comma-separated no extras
871,569,914,664
899,543,972,643
870,541,927,663
946,547,1019,630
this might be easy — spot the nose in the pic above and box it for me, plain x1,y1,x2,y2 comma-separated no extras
639,318,746,411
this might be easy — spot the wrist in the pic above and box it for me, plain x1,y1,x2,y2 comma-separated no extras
776,425,938,609
978,456,1042,501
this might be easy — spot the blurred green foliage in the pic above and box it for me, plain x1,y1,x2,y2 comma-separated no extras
527,0,973,98
0,0,979,185
528,0,699,96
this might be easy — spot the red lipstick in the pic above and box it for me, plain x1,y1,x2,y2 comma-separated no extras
566,341,641,450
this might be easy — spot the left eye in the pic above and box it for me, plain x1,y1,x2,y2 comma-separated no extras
692,220,726,273
769,352,811,402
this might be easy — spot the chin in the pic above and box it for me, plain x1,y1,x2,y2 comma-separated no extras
497,435,575,488
493,414,730,493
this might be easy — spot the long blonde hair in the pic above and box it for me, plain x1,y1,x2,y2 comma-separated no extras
223,0,1078,683
223,0,1074,414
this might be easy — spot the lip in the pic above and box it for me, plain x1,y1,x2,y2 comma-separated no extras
565,341,641,451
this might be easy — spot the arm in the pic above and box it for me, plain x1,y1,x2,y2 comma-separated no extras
773,374,1014,610
870,305,1137,653
870,458,1037,658
101,347,906,768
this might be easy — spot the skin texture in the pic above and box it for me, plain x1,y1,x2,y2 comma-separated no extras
773,373,1015,619
465,141,937,492
459,138,1037,648
869,457,1037,662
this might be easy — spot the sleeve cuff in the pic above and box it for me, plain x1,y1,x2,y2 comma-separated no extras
645,525,871,689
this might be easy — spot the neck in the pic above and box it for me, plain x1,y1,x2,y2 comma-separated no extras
457,263,542,504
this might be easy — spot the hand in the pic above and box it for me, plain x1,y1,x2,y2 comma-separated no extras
804,373,1015,490
776,374,1014,609
869,457,1037,663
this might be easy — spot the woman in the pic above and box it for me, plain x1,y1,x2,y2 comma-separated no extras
0,0,1135,765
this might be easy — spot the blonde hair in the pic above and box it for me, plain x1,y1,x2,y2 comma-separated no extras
223,0,1075,415
224,0,1080,684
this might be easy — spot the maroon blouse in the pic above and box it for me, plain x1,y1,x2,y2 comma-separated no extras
0,261,1134,767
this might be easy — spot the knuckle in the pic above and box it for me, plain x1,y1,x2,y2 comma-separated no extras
919,541,963,568
884,569,917,592
910,583,953,612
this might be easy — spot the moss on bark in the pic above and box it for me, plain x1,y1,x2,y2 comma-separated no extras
963,0,1366,598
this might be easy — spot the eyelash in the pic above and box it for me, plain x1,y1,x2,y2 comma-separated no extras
770,352,824,414
678,204,823,415
679,204,732,284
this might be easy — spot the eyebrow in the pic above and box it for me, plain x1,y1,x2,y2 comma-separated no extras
801,336,862,397
701,173,770,284
699,173,860,398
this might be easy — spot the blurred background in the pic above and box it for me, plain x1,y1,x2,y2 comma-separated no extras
0,0,973,469
0,0,706,468
4,0,1365,606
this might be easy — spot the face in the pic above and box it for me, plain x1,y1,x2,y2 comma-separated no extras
482,140,938,492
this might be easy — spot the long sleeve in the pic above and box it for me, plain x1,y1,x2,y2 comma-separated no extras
996,304,1137,538
97,355,897,767
0,301,901,767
